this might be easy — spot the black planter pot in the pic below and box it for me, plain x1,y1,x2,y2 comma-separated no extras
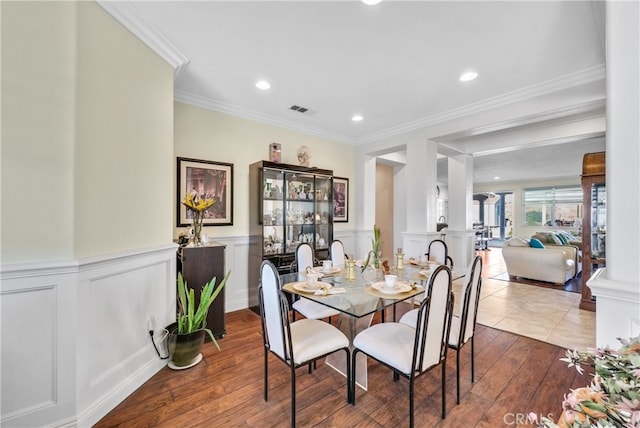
167,325,206,369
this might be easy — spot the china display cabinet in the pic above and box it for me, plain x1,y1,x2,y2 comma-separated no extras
580,151,605,311
249,161,334,275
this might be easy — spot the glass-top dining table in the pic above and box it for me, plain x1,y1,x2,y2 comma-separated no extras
280,261,465,391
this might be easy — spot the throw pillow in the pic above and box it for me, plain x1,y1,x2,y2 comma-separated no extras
546,233,562,245
532,232,548,242
530,238,545,249
559,230,579,241
556,232,568,245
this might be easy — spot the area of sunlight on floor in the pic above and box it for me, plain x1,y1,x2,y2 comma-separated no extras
465,246,596,352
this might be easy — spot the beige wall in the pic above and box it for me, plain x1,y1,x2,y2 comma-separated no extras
474,177,581,240
2,1,77,262
75,2,175,257
173,102,355,239
1,1,175,263
375,163,394,257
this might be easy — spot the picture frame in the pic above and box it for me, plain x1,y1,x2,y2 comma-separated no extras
333,177,349,222
177,157,234,226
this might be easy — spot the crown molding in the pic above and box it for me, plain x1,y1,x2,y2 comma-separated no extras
178,64,604,146
93,2,605,146
355,64,606,144
174,89,355,144
436,98,606,143
97,1,190,77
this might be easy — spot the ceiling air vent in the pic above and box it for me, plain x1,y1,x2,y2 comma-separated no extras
290,105,309,113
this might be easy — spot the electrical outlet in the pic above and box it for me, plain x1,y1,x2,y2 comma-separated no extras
147,316,156,333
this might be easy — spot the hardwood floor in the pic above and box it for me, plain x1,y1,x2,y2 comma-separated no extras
95,307,591,427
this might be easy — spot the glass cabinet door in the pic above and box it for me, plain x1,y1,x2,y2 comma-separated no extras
284,172,316,252
591,183,606,258
255,162,334,266
262,168,285,256
314,175,333,251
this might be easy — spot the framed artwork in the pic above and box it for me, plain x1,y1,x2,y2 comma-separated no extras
177,157,234,226
333,177,349,222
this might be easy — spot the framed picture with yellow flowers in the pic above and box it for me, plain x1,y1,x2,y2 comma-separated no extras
177,157,234,227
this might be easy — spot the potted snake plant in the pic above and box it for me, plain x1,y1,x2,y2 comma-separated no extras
167,271,230,369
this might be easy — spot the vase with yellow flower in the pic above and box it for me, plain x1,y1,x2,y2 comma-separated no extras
182,191,215,246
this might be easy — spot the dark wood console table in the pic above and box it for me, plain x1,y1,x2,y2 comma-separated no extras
177,243,227,339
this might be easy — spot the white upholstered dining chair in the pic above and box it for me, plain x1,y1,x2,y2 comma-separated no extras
400,255,483,404
290,243,340,322
351,265,454,426
425,239,454,267
329,239,347,268
258,260,351,427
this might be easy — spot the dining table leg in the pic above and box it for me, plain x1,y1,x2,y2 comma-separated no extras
324,311,374,391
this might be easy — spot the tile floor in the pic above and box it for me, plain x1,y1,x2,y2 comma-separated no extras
456,248,596,352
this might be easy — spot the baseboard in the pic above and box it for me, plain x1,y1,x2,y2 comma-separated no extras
76,354,167,427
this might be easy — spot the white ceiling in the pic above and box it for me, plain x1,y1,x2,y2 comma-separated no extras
104,0,607,185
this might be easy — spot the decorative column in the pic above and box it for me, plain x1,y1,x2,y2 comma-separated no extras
401,139,439,257
588,0,640,348
447,154,475,268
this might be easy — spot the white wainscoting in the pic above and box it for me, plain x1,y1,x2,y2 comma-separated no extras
1,232,366,427
588,268,640,349
203,235,252,312
1,244,177,428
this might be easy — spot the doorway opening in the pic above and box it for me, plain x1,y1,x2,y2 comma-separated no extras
473,191,514,247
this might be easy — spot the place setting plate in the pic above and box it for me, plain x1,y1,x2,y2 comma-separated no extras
291,281,333,293
311,266,342,275
408,258,437,268
370,281,412,295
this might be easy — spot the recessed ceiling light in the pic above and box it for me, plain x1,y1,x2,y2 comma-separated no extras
459,71,478,82
494,176,500,180
255,80,271,90
352,115,364,122
361,0,383,5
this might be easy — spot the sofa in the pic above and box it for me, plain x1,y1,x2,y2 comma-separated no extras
502,237,580,285
531,231,583,275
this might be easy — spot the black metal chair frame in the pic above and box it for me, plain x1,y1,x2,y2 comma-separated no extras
258,261,351,427
351,265,455,427
449,255,483,404
425,238,454,267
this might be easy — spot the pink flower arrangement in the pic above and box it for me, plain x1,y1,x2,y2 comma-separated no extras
534,336,640,427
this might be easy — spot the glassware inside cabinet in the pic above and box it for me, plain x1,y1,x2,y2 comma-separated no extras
315,200,332,225
591,183,606,258
315,176,332,202
263,169,284,200
286,172,315,201
263,225,284,255
262,168,285,256
315,223,330,249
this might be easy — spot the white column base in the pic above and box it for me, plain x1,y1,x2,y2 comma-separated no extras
588,268,640,349
402,231,442,258
442,229,476,269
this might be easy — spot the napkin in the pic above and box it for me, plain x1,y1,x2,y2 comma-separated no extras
314,287,346,295
419,269,431,277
